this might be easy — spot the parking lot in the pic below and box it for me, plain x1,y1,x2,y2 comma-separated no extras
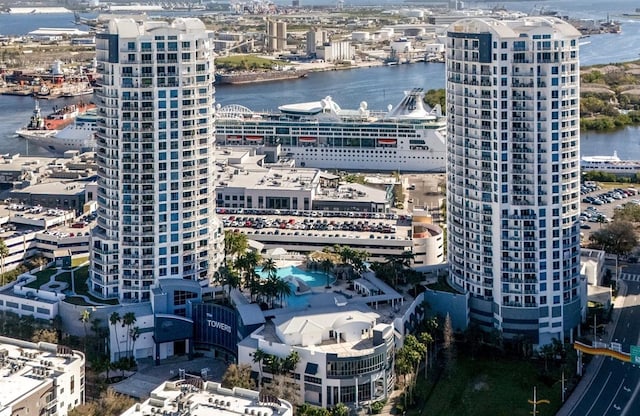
580,182,638,239
220,212,412,241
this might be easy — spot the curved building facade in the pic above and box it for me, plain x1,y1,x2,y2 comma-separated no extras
238,307,395,408
92,18,223,301
445,17,583,345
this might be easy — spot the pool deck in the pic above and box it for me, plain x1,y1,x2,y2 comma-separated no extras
234,261,412,327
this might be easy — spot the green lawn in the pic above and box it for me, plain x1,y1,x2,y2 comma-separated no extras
412,357,562,416
64,296,94,306
426,276,459,294
68,265,118,305
24,268,57,289
215,55,287,71
55,272,71,284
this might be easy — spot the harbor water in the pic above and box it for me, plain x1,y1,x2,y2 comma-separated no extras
3,62,640,160
3,1,640,158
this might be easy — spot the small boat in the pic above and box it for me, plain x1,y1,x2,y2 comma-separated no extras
34,85,50,97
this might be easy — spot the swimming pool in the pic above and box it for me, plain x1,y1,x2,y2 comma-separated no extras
257,265,335,309
257,265,335,288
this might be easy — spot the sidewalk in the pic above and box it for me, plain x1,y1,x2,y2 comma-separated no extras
556,279,628,416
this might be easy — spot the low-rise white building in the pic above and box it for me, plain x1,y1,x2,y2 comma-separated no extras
0,336,85,416
121,380,293,416
581,249,606,286
238,304,395,408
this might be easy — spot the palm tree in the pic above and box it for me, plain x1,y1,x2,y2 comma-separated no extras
239,251,262,302
0,240,9,285
252,348,267,385
109,312,122,360
261,258,278,280
419,332,434,379
121,312,136,359
321,258,334,288
129,326,140,364
79,309,91,351
283,350,300,374
274,277,293,307
384,251,412,288
224,230,248,263
215,266,240,301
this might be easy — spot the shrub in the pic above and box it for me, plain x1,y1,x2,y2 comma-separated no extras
370,400,386,414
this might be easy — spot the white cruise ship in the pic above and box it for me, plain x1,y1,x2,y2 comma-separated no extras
215,88,447,172
581,152,640,175
18,110,97,154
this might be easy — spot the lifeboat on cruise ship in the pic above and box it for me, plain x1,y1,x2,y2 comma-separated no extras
378,138,397,145
227,135,242,141
299,137,316,143
246,135,263,141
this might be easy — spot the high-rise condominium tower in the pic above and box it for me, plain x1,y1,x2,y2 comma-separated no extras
92,18,223,302
445,17,583,345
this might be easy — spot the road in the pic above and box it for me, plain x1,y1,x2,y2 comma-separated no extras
564,271,640,416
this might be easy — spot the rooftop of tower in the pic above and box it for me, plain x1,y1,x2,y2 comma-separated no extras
106,17,207,37
447,16,581,38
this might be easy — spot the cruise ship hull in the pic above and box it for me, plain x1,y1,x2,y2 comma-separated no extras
216,128,446,172
16,111,97,154
215,89,447,172
16,130,95,154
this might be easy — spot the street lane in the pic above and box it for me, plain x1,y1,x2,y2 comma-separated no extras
567,280,640,416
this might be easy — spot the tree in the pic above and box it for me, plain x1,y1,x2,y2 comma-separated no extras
109,312,122,360
262,374,301,408
320,258,334,288
121,312,136,359
221,363,256,390
68,389,135,416
384,251,415,287
261,258,278,280
402,335,427,404
252,348,267,385
214,265,240,300
283,350,300,374
442,313,456,375
589,220,637,255
129,326,140,361
80,309,91,351
18,314,35,340
275,277,293,307
332,403,349,416
0,240,8,285
236,251,262,302
224,230,248,262
425,88,446,113
539,343,555,372
265,354,285,376
419,332,433,379
32,328,58,343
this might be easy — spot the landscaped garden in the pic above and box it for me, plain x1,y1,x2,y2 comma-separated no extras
25,268,57,288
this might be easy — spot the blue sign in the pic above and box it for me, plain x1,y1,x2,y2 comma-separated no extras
192,303,238,355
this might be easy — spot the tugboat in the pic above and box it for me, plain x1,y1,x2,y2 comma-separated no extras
20,101,47,130
16,101,95,138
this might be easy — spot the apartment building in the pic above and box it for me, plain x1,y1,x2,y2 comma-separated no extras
92,18,223,302
445,17,584,345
